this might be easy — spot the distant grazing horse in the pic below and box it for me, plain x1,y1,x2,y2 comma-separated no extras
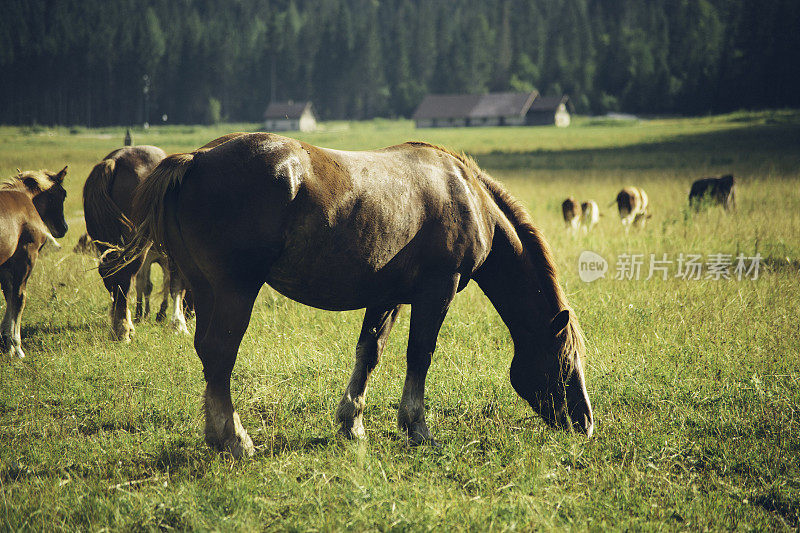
1,167,68,357
615,187,650,230
121,133,594,457
83,145,189,341
580,200,599,232
73,232,99,256
562,197,580,232
689,174,735,211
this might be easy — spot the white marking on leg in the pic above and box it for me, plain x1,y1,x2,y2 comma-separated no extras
204,388,254,458
169,291,189,334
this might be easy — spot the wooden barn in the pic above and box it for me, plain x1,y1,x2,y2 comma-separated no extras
263,101,317,132
412,91,571,128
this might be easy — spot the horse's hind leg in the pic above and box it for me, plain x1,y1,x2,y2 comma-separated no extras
0,246,37,358
398,273,460,445
336,305,401,439
194,282,260,458
0,270,18,357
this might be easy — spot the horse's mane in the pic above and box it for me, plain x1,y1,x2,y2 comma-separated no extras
0,170,51,194
404,141,585,368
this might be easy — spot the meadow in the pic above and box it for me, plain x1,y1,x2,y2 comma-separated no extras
0,111,799,531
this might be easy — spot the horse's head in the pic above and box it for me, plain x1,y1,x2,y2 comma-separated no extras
509,308,594,436
28,166,69,238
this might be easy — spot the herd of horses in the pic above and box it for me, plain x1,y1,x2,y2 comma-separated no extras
0,132,735,456
562,176,735,233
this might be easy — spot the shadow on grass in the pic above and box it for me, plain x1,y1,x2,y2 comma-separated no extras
475,122,800,171
20,320,102,337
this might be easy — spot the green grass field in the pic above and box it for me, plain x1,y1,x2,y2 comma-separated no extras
1,111,799,530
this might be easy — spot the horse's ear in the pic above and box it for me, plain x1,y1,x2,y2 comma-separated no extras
52,166,68,183
551,309,570,337
22,176,41,193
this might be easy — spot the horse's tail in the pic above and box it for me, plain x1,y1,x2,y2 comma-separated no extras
116,153,196,270
83,158,133,246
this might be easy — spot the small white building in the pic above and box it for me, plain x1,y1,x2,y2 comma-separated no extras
263,101,317,132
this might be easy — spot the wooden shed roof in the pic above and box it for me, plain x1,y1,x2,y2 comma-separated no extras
264,101,313,119
529,95,570,111
412,91,539,120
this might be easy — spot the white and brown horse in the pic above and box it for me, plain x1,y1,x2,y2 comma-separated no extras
0,167,68,357
83,146,190,341
121,133,594,457
580,200,600,232
614,187,650,230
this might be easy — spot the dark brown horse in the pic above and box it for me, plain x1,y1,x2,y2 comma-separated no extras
83,145,189,340
123,133,593,457
689,174,735,211
1,167,68,357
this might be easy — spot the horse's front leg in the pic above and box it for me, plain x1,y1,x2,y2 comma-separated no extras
155,260,169,322
195,283,260,458
398,273,460,445
336,305,401,439
0,270,20,357
133,260,152,322
100,254,141,342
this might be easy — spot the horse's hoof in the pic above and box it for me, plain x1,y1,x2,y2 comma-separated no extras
337,420,366,440
110,329,133,343
14,347,25,359
401,421,438,447
406,433,439,447
170,320,190,335
222,433,255,458
155,311,167,323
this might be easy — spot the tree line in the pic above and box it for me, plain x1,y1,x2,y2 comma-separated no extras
1,0,798,126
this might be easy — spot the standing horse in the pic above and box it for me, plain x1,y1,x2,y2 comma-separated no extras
122,133,593,457
562,197,580,232
580,200,600,232
689,174,735,211
614,186,650,231
83,145,189,341
1,167,68,357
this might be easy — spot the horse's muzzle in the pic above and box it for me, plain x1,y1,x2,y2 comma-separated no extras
52,222,68,238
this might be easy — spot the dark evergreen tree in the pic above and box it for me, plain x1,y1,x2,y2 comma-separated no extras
0,0,797,125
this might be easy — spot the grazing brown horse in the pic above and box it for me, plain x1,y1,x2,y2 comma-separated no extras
83,145,189,340
73,232,99,256
1,167,68,357
122,133,593,457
